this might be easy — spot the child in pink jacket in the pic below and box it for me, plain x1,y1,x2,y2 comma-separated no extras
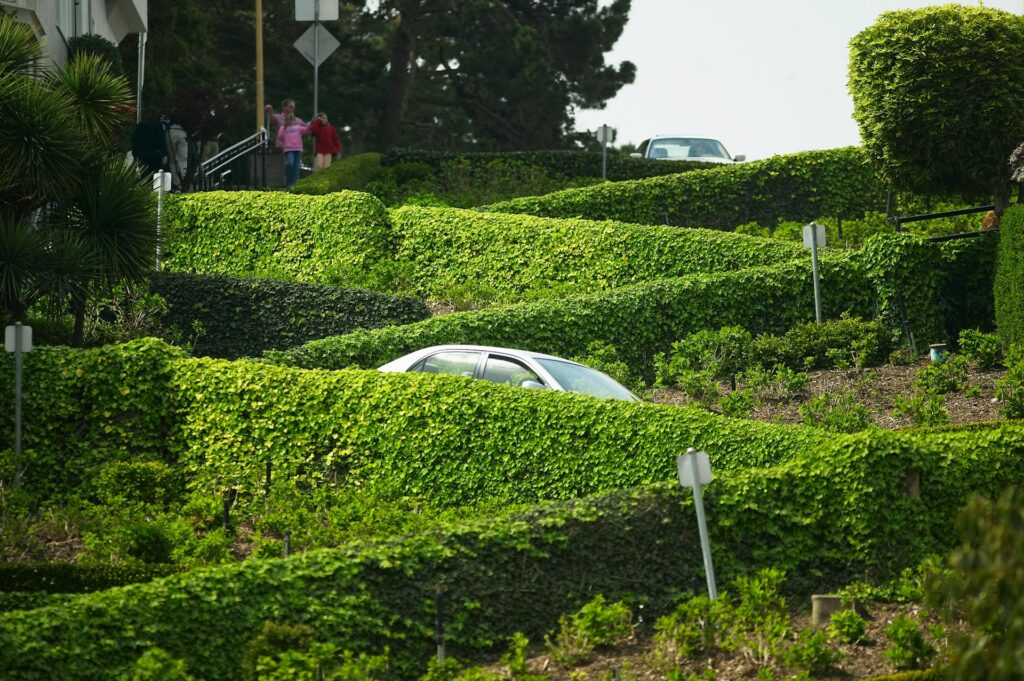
277,114,310,188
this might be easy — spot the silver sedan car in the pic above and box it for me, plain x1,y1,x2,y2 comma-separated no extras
378,345,639,402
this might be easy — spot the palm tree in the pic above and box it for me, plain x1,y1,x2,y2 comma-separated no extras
0,14,155,345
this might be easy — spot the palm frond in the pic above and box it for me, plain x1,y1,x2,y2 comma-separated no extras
0,212,46,321
0,14,45,76
49,54,134,147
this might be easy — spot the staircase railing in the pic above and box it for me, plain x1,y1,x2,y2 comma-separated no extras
194,128,269,191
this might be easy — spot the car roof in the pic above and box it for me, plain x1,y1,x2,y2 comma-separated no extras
404,344,578,364
649,134,722,140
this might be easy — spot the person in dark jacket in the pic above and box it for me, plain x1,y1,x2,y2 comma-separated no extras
309,112,342,171
131,108,169,174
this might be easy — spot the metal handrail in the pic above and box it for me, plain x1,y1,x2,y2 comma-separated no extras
195,128,269,191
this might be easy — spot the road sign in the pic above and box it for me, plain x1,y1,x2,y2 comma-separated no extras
677,449,712,487
296,0,339,21
802,223,826,248
294,23,340,67
5,324,32,353
595,125,614,144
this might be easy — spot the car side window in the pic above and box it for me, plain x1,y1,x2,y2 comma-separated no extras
637,139,649,157
481,356,542,388
415,351,481,377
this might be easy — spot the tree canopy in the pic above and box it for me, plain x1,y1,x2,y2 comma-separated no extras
123,0,635,152
848,4,1024,212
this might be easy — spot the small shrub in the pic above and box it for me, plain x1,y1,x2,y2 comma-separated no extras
740,364,809,400
891,393,949,428
958,329,1003,370
118,647,196,681
545,594,632,667
883,615,936,671
500,633,545,681
783,627,840,676
890,348,915,366
718,389,756,419
656,327,752,385
242,621,317,681
995,346,1024,418
827,609,868,645
651,594,727,670
723,569,791,670
799,390,872,433
913,355,970,395
94,461,181,507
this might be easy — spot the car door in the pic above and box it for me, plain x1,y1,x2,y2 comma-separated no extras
479,353,547,389
412,350,483,378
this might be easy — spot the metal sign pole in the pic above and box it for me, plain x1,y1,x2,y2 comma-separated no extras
14,322,22,460
156,170,164,270
811,227,822,323
677,447,718,600
313,0,320,121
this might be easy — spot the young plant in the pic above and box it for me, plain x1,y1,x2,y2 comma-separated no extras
827,609,868,645
783,627,840,676
799,389,872,433
545,595,632,667
995,346,1024,418
650,594,727,670
718,388,756,419
891,393,949,427
958,329,1004,370
883,615,936,670
913,354,970,395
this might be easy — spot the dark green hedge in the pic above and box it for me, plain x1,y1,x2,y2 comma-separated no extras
162,190,395,283
390,206,806,300
382,147,716,181
996,205,1024,345
482,147,886,230
2,424,1022,680
939,231,999,338
0,562,179,594
149,272,430,360
267,256,875,376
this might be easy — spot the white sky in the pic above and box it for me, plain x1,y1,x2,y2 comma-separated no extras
575,0,1024,160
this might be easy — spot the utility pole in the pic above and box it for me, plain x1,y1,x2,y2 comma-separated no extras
255,0,265,131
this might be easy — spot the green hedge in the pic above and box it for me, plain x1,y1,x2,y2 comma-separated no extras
381,147,716,181
3,423,1023,680
290,153,386,196
267,256,875,376
389,206,807,301
149,272,430,359
996,205,1024,345
482,147,886,230
162,190,395,283
0,562,179,594
939,231,999,338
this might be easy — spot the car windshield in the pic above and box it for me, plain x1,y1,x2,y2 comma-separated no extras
535,359,637,401
649,138,729,160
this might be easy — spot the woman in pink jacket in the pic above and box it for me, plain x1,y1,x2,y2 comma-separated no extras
277,113,310,188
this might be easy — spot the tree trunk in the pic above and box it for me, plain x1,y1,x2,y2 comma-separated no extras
378,11,416,151
993,180,1011,217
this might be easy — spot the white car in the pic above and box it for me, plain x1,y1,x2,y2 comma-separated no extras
631,135,744,164
378,345,640,402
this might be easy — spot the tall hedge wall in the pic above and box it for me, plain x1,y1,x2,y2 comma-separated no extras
390,206,807,300
162,190,395,283
267,257,876,375
149,272,430,359
938,231,999,338
482,147,886,230
382,147,717,181
3,423,1023,680
996,205,1024,345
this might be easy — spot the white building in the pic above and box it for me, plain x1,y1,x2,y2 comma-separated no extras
1,0,147,65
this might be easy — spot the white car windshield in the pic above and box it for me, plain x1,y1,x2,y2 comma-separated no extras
649,138,729,160
535,359,637,401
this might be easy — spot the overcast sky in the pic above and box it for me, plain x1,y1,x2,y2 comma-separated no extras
575,0,1024,160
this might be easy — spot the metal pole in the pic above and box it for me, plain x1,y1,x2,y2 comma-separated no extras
156,171,164,270
136,32,146,123
687,448,717,600
810,225,823,323
255,0,265,131
313,0,320,121
14,322,22,461
435,589,446,662
602,131,608,181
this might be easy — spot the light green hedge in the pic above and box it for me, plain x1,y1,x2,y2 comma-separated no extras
482,147,886,229
290,153,386,196
389,206,806,301
2,423,1023,680
162,190,395,283
996,205,1024,345
267,256,876,375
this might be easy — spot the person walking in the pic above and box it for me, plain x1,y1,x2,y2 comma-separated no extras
277,113,310,188
131,108,168,174
309,112,342,171
265,99,305,137
164,115,189,191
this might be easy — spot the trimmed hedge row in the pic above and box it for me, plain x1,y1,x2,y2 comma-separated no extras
381,147,717,181
267,256,876,375
290,152,386,196
389,206,807,300
149,272,430,359
996,205,1024,345
162,190,394,284
0,562,179,594
482,147,886,230
939,231,999,338
3,423,1023,680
